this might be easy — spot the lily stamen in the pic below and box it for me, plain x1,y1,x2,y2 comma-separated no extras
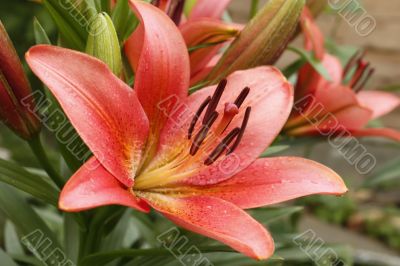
190,111,219,155
234,87,250,108
203,79,227,124
188,96,211,139
228,106,251,154
205,127,240,165
353,67,375,93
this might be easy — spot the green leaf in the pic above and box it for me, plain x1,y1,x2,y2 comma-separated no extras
43,0,94,50
0,248,18,266
33,17,52,45
81,246,234,266
282,58,306,78
0,158,59,206
111,0,138,42
250,206,303,225
381,84,400,92
64,214,79,264
184,0,197,16
260,145,290,157
0,184,64,262
364,156,400,188
287,46,332,81
4,221,25,256
188,41,226,53
277,244,353,265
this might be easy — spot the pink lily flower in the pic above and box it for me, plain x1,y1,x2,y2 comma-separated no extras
26,1,347,260
125,0,240,85
285,8,400,141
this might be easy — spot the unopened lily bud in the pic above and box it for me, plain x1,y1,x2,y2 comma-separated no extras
205,0,305,83
86,13,123,77
0,21,40,139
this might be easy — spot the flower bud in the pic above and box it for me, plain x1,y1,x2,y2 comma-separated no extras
0,21,40,139
86,13,123,77
205,0,305,83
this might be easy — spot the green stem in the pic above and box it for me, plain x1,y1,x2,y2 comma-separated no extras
28,134,65,189
249,0,259,19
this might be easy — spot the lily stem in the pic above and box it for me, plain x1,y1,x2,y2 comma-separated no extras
28,134,65,189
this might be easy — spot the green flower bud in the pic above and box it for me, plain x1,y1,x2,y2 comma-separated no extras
86,12,123,77
205,0,305,84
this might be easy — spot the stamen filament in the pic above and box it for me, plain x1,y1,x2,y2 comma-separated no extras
188,96,211,139
205,128,240,165
190,111,219,155
227,107,251,154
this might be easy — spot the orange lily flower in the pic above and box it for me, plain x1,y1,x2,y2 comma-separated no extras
285,8,400,141
125,0,240,85
26,1,347,260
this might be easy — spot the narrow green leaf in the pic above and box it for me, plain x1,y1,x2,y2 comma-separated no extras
184,0,197,16
43,0,86,50
364,156,400,187
260,145,290,157
250,207,303,225
282,58,306,78
381,84,400,92
111,0,138,42
64,214,79,264
188,40,226,53
4,221,25,255
0,248,18,266
0,158,59,206
33,18,51,45
287,46,332,81
0,184,64,262
81,246,234,266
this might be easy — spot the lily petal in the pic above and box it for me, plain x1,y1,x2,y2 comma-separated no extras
142,67,293,188
140,193,274,260
295,54,343,99
164,157,347,209
26,45,149,187
125,0,190,145
287,83,356,130
287,104,372,136
180,18,240,76
356,90,400,119
59,157,150,212
350,128,400,142
188,0,232,21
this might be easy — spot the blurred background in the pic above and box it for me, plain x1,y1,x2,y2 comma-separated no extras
0,0,399,265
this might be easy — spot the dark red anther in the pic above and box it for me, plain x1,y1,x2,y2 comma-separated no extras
188,96,211,139
234,87,250,108
343,50,366,78
353,67,375,93
203,79,227,124
204,127,240,166
227,107,251,154
190,111,219,156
